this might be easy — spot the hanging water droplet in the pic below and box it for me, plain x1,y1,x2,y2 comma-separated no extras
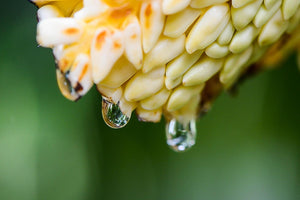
56,69,80,101
166,119,197,152
102,97,130,129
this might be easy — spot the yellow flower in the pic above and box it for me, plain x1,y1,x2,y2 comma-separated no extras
30,0,300,151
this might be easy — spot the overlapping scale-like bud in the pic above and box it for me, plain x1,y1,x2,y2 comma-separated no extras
30,0,300,151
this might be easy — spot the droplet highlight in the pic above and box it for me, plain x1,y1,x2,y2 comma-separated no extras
102,97,130,129
166,119,197,152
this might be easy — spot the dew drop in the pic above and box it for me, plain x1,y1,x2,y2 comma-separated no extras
56,69,80,101
166,119,197,152
102,97,130,129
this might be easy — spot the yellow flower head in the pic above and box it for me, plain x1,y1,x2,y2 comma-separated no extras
30,0,300,151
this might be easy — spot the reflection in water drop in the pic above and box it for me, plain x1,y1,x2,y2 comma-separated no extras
102,97,130,129
166,119,197,152
56,69,80,101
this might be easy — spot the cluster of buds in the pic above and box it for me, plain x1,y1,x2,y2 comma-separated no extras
30,0,300,151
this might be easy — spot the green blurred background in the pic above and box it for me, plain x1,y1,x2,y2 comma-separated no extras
0,1,300,200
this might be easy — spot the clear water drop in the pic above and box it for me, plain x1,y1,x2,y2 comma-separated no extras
166,119,197,152
102,97,130,129
56,69,80,101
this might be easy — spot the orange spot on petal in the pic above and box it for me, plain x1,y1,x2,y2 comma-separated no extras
64,28,79,35
145,4,152,17
144,4,152,28
131,34,137,39
79,64,89,81
110,7,133,19
95,31,107,50
114,42,122,49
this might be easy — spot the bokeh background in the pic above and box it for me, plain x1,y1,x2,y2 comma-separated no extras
0,1,300,200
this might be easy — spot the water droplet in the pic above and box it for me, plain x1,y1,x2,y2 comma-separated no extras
102,97,130,129
166,119,197,152
56,69,80,101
